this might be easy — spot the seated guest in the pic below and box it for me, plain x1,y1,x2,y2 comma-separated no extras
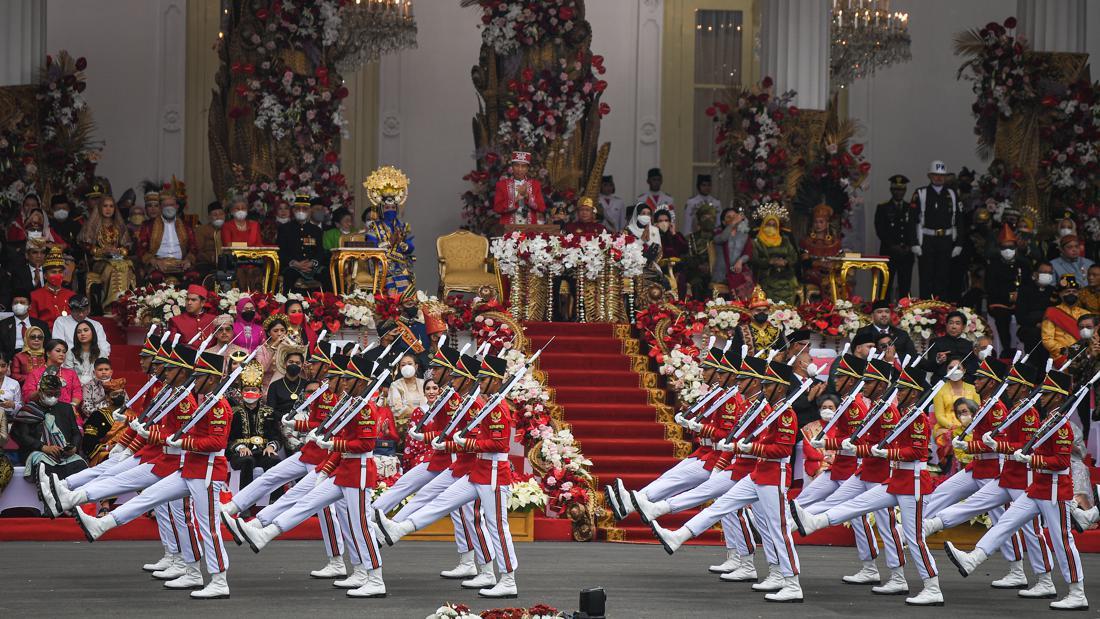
128,187,159,242
654,208,689,297
1051,234,1093,288
11,326,47,384
232,298,265,353
1042,274,1089,366
712,206,753,300
222,196,266,291
77,194,136,314
563,198,606,236
1079,264,1100,313
1015,262,1057,367
323,207,355,251
0,352,23,426
266,346,308,420
255,314,290,389
48,194,82,257
64,320,103,387
23,340,82,410
749,205,799,305
365,192,416,295
931,356,979,457
0,292,49,360
388,353,425,428
277,195,326,292
80,377,127,466
228,361,283,490
79,358,112,422
4,192,43,246
262,200,291,244
10,239,49,296
52,295,111,358
212,314,245,363
167,284,217,343
283,299,315,349
17,207,69,250
919,311,978,381
854,300,918,362
136,190,199,285
626,204,661,254
799,203,843,297
30,246,76,327
12,373,87,486
194,200,225,273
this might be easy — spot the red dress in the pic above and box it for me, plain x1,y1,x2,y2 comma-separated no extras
221,220,264,247
30,286,75,327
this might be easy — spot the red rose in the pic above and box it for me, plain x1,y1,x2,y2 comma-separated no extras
485,152,499,165
858,162,871,175
506,106,520,120
521,67,535,83
851,143,864,156
599,102,611,117
594,80,608,93
75,57,88,71
1004,16,1017,29
256,8,269,20
559,6,575,20
324,151,339,163
335,86,349,99
1041,95,1059,108
761,76,774,89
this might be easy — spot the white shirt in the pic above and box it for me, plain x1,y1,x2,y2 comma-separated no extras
11,315,32,350
157,217,183,259
0,375,21,414
683,194,721,235
636,191,675,215
599,194,627,232
53,315,111,358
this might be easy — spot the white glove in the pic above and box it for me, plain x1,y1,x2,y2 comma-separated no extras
686,418,704,433
294,411,308,422
165,435,183,449
281,415,298,430
951,246,962,258
809,436,826,450
716,439,736,452
911,245,922,257
133,422,150,440
951,436,968,451
1012,449,1030,464
869,445,889,458
737,439,753,454
674,412,689,427
408,429,424,442
315,472,329,486
431,436,447,451
315,435,335,450
981,431,997,449
305,429,320,444
108,443,126,457
841,438,855,452
111,410,127,423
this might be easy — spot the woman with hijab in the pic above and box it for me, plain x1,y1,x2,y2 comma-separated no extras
12,326,47,383
712,206,754,300
626,203,662,253
232,298,265,352
748,203,799,304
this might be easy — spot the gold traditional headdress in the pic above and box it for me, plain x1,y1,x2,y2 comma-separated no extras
363,166,410,218
240,360,264,390
263,312,289,332
754,201,790,224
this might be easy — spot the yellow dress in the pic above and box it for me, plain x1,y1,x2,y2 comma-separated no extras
931,381,980,441
86,223,137,309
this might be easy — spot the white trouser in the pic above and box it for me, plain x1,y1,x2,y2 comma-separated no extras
407,475,518,574
683,475,800,577
822,484,937,580
83,461,160,502
925,470,1022,563
111,473,229,575
975,495,1084,585
254,467,344,559
937,482,1054,575
65,451,133,489
393,467,493,565
803,475,896,566
152,498,202,563
341,486,384,569
373,462,439,514
640,457,710,501
233,451,306,510
796,469,840,507
662,469,754,556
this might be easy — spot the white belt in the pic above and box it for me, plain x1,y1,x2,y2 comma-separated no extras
163,446,182,455
201,450,226,487
735,454,757,461
699,438,715,447
759,457,790,463
921,227,955,237
975,453,1000,461
893,461,927,471
477,453,509,462
838,448,857,457
1034,467,1070,475
342,451,375,459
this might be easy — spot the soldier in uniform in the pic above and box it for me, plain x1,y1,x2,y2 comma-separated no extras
874,174,915,300
910,161,964,301
597,175,627,232
276,194,326,292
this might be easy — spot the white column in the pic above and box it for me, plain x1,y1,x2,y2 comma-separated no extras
758,0,829,110
1017,0,1087,53
1,0,46,86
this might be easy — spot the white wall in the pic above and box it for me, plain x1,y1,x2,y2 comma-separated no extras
46,0,185,201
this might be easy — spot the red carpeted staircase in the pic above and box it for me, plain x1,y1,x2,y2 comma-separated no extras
524,322,722,544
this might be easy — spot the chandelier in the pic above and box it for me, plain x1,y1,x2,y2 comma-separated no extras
333,0,418,74
830,0,911,88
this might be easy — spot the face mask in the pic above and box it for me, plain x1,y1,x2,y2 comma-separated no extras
656,221,670,232
285,364,301,378
110,394,126,406
27,231,43,240
400,365,417,379
211,218,225,229
946,368,964,382
40,395,58,407
1059,228,1074,237
1000,248,1016,260
12,303,28,316
1079,327,1094,340
240,310,256,322
233,210,248,221
294,211,308,223
243,391,262,404
753,312,768,324
819,407,836,421
276,216,291,224
47,273,64,287
287,312,304,325
162,206,177,219
383,210,398,222
636,215,651,226
1064,294,1079,306
978,345,992,360
311,212,326,224
1037,273,1054,286
54,209,69,221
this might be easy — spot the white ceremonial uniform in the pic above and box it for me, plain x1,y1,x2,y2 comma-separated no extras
638,457,712,502
804,473,904,569
391,461,494,566
682,194,721,235
924,464,1028,564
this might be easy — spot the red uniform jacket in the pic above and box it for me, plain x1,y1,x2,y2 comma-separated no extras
329,401,385,489
493,177,547,225
696,393,743,471
443,395,483,479
295,389,340,466
1026,420,1074,502
144,392,199,477
748,405,797,486
447,400,514,486
993,406,1041,490
822,394,869,481
168,311,217,344
177,397,233,483
722,400,766,481
883,409,933,496
30,286,75,327
964,400,1007,479
854,402,899,484
119,382,164,453
422,391,465,473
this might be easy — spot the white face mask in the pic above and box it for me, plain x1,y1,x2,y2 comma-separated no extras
211,218,225,229
27,230,43,240
1080,327,1094,340
1037,273,1055,286
818,406,836,421
946,368,965,382
978,345,992,360
12,303,28,316
276,216,291,224
54,209,69,221
233,210,248,221
294,211,309,223
162,206,177,219
656,221,670,232
636,215,651,226
1059,227,1074,237
1000,248,1016,261
400,365,417,379
40,395,58,407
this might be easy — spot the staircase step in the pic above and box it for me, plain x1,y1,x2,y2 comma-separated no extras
577,438,673,455
527,335,624,354
590,455,682,474
541,369,640,388
524,322,616,337
554,387,648,405
539,353,632,371
568,421,668,439
559,405,660,421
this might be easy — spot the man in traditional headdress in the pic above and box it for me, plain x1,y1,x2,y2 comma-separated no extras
364,166,416,295
493,151,546,226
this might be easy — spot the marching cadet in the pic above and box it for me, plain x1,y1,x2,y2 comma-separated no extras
793,365,944,606
75,346,235,600
944,370,1088,611
910,161,964,301
376,355,520,599
874,174,916,300
652,358,805,603
922,362,1056,596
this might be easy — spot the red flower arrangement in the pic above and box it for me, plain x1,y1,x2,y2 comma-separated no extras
305,291,345,333
542,465,589,514
634,299,706,363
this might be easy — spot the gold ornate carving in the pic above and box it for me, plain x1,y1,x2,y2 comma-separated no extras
222,247,281,293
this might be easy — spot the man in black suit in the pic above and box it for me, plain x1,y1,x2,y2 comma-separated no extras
855,299,918,362
9,239,49,298
0,291,49,359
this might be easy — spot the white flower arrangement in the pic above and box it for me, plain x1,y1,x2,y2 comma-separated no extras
425,604,480,619
509,478,549,512
832,299,866,337
768,303,804,331
491,232,646,278
658,345,706,405
956,306,988,340
899,307,937,340
534,424,592,473
699,299,742,333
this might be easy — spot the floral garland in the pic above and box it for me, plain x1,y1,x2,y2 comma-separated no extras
797,300,864,338
955,17,1038,151
490,231,646,279
634,299,706,363
426,603,564,619
1042,80,1100,210
475,0,581,56
500,54,608,149
658,345,707,405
